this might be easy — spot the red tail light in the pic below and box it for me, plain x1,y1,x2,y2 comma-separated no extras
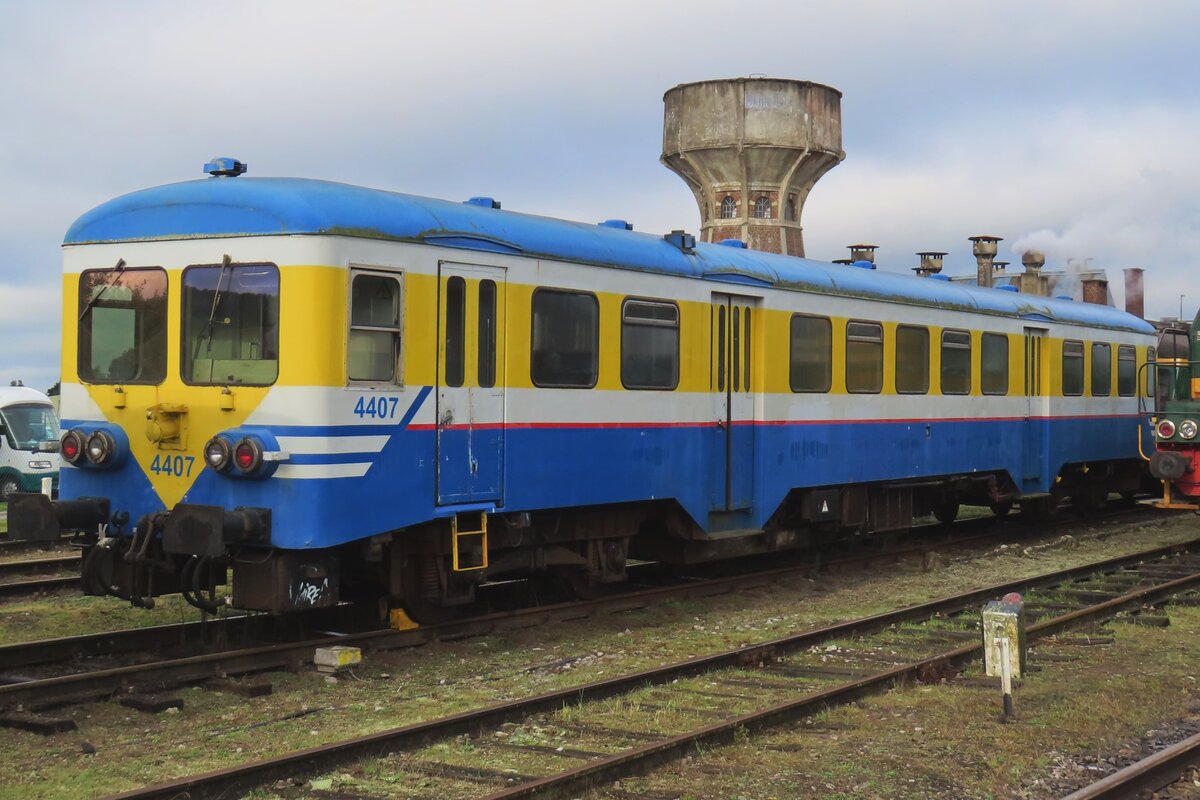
1158,420,1177,439
233,438,263,473
61,430,85,465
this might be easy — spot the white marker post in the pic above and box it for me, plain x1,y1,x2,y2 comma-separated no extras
982,593,1024,721
40,477,52,498
998,636,1014,720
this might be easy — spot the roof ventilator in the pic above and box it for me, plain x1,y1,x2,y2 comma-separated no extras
664,230,696,254
464,197,501,209
599,219,633,230
204,157,247,177
999,285,1018,293
719,239,748,248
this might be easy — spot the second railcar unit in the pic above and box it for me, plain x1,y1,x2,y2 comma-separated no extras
10,159,1157,617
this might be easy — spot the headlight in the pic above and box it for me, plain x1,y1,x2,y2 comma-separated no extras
1181,420,1199,440
1158,420,1177,439
204,436,233,472
85,430,116,464
61,430,86,466
233,437,264,473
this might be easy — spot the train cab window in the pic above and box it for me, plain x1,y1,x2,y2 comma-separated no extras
789,314,831,393
846,321,883,394
895,325,929,394
1062,340,1084,396
348,271,402,384
621,299,679,390
1091,343,1112,396
182,261,280,386
940,330,971,395
981,333,1009,395
78,266,168,384
531,289,598,388
1117,345,1137,397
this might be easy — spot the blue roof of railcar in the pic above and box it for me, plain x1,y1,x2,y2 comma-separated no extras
64,176,1153,333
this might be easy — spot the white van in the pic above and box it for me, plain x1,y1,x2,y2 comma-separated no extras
0,386,60,501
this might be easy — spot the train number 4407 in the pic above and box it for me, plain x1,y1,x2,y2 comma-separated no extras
354,396,399,419
149,454,196,477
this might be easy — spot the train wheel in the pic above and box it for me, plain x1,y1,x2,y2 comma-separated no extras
990,501,1013,520
0,477,20,501
395,555,480,625
933,501,959,525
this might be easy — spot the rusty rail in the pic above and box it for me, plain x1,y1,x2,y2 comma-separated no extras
1059,731,1200,800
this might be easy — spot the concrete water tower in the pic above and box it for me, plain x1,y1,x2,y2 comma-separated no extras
661,77,845,256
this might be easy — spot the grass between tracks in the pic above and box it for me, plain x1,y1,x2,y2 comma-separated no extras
608,606,1200,800
0,511,1198,799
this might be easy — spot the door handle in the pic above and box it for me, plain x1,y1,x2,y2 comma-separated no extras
716,419,726,430
439,410,454,427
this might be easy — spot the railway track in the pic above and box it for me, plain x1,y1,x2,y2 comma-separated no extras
0,554,80,581
1060,730,1200,799
96,537,1200,800
0,502,1159,698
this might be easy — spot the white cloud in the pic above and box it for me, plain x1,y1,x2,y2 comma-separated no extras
2,0,1199,384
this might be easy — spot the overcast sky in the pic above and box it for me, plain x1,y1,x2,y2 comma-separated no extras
3,0,1198,391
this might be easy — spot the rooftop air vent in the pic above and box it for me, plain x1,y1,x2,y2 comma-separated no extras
465,197,501,209
664,230,696,253
929,274,951,282
851,259,876,270
1055,295,1073,301
599,219,633,230
998,285,1018,293
204,157,247,177
719,239,748,248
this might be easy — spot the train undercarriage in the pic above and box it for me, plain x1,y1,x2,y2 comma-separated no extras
8,459,1152,622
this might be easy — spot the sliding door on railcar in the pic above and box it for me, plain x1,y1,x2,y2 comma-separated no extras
710,293,759,513
1022,327,1050,493
436,263,506,505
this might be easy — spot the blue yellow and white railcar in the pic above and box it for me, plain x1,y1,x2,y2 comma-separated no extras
9,159,1157,616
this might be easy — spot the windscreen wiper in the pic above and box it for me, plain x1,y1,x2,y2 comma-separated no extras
191,254,232,368
77,258,126,322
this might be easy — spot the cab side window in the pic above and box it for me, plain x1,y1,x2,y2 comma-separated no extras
348,271,403,384
78,266,168,384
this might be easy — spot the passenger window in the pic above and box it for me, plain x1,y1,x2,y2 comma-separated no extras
531,289,599,388
182,261,279,386
981,333,1009,395
444,276,466,388
621,299,679,390
1117,345,1136,397
348,271,402,384
940,330,971,395
1091,343,1111,396
78,266,168,384
478,280,497,389
789,315,831,393
846,321,883,394
895,325,929,394
1062,340,1084,396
